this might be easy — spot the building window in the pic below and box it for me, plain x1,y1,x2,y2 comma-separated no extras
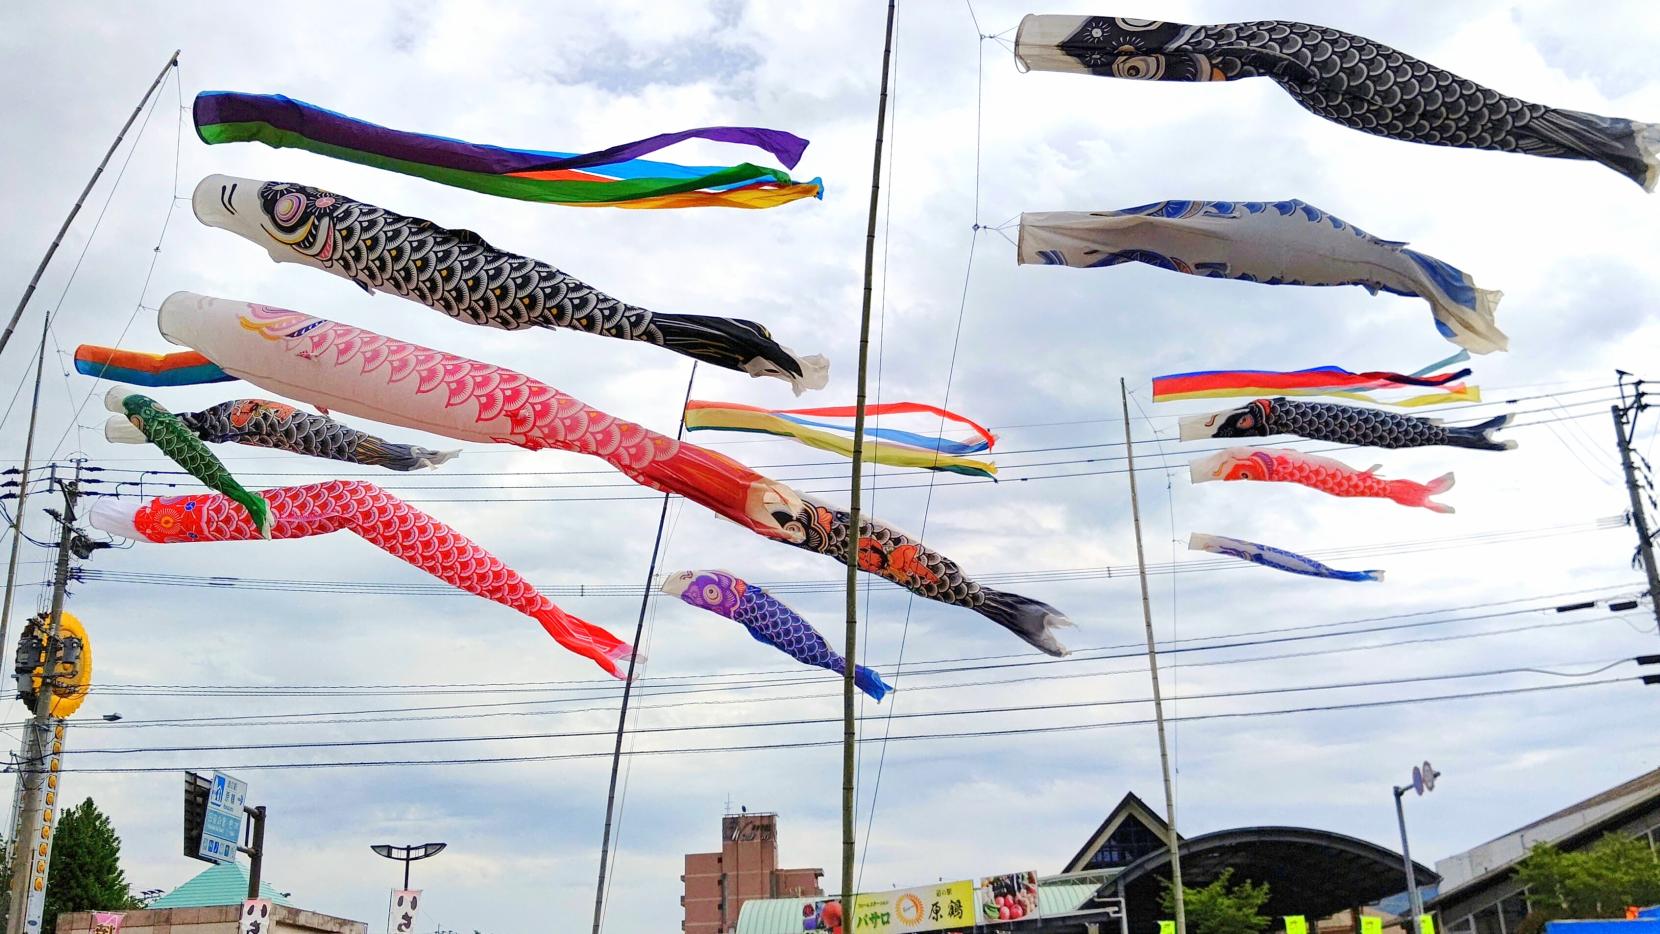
1086,819,1164,870
1445,914,1476,934
1498,892,1530,933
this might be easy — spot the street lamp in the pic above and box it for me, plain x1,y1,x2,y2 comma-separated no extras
1392,761,1440,933
370,842,447,889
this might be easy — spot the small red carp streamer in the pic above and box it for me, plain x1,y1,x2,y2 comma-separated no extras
1189,447,1455,513
89,480,635,678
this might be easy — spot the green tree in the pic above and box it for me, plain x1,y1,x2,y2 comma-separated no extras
1160,868,1273,934
42,798,140,933
1512,832,1660,933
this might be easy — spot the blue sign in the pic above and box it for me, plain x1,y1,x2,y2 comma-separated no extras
198,771,248,864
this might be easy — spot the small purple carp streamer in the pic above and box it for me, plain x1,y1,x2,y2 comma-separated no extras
1014,15,1658,190
1189,532,1383,583
662,569,894,701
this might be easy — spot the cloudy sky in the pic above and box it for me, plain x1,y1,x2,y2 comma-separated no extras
3,1,1659,931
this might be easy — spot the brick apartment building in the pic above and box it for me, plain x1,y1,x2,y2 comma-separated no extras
682,811,823,933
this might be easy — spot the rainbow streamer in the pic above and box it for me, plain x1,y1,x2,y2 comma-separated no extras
74,345,232,387
1153,353,1477,407
194,91,824,209
684,401,997,478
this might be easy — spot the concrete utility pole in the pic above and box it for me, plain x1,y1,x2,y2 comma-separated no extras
1120,380,1186,934
1611,377,1660,637
4,476,78,934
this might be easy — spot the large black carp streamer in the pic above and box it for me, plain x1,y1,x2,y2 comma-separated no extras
1014,15,1658,190
191,174,830,392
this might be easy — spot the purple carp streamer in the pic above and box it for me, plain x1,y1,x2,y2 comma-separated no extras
1019,200,1506,354
192,175,829,393
1178,398,1515,451
105,398,457,471
1014,16,1659,190
1189,532,1383,582
194,91,823,209
662,569,894,700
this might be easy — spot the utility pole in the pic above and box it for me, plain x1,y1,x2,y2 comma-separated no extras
1612,373,1659,636
4,474,78,934
1120,380,1186,934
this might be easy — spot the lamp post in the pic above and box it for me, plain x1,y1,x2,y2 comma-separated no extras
1393,762,1440,932
370,842,447,889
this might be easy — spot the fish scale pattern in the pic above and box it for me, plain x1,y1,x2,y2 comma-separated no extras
1045,16,1658,188
243,180,824,384
127,480,633,677
1194,447,1455,513
117,393,271,536
179,399,453,470
1195,397,1514,451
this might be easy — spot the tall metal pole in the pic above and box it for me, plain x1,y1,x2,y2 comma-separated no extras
245,805,267,901
843,0,898,915
1612,404,1660,635
4,475,77,934
1393,786,1424,928
0,50,179,362
590,363,697,934
1120,379,1186,934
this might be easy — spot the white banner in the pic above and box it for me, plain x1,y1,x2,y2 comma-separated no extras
239,899,272,934
387,889,422,934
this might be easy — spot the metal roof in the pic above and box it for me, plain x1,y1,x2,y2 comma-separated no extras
148,862,292,909
1093,826,1438,934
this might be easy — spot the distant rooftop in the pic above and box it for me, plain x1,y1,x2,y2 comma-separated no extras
148,862,291,909
1435,765,1660,895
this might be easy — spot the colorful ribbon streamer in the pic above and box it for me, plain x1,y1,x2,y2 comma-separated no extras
194,91,824,208
684,401,997,478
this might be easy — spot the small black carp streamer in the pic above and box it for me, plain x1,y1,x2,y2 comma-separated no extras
105,398,457,471
191,174,830,393
1178,398,1515,452
1014,15,1658,190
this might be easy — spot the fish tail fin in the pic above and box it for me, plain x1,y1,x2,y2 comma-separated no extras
1361,570,1386,583
354,435,462,471
977,589,1073,657
1527,108,1659,191
543,613,639,681
854,665,894,702
1411,257,1507,355
652,313,829,394
240,492,274,540
1446,413,1517,451
1405,472,1457,513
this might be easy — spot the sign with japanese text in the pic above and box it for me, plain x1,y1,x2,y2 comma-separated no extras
90,913,124,934
849,880,974,933
1419,917,1436,934
386,889,422,934
1361,917,1383,934
198,771,248,863
1285,916,1309,934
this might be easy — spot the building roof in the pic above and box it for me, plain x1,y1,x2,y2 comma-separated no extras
1091,826,1439,934
1430,766,1660,906
1063,791,1177,873
734,876,1102,934
148,862,292,908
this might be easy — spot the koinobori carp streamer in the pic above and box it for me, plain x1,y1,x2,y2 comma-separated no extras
1178,398,1515,451
105,397,456,472
1189,447,1455,513
146,292,1071,655
1013,15,1659,190
90,481,636,678
1019,200,1506,354
194,91,824,209
103,386,272,538
1188,532,1383,582
662,569,894,700
192,175,829,393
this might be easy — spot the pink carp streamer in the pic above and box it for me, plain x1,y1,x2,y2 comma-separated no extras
90,480,634,677
1188,447,1455,513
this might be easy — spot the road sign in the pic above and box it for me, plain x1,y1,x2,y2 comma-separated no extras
1423,761,1437,792
1412,765,1425,796
198,771,248,863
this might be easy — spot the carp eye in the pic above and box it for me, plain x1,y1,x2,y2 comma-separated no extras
273,192,306,225
703,584,723,604
1238,415,1255,429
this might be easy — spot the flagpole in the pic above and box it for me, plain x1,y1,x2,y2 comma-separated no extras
1121,378,1186,933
